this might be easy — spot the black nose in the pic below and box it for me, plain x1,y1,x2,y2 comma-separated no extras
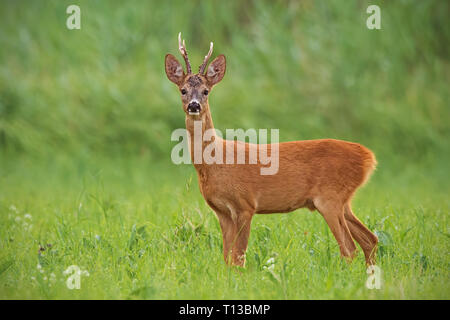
187,101,201,113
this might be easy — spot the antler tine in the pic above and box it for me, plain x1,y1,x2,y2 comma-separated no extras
199,41,214,75
178,32,192,74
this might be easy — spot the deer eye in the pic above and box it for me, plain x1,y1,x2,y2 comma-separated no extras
203,90,209,96
181,89,187,95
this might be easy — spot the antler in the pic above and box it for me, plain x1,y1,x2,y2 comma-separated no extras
199,41,214,75
178,32,192,74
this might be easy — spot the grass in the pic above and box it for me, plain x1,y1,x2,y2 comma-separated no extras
0,0,448,299
0,156,448,299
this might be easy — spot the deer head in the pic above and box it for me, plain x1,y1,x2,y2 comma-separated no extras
165,32,226,117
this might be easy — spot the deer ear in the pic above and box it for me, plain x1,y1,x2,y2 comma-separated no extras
206,54,226,86
165,54,185,85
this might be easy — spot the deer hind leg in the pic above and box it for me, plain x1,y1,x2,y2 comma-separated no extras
344,203,378,265
314,198,357,260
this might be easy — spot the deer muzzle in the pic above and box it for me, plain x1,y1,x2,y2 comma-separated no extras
187,100,201,115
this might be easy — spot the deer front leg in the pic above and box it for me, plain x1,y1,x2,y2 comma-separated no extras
216,212,237,265
231,211,254,267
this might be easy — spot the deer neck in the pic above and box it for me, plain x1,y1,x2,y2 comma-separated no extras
185,103,218,170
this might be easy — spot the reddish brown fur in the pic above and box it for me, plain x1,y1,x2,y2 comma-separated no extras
165,41,378,267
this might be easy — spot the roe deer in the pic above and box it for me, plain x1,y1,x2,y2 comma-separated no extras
165,33,378,267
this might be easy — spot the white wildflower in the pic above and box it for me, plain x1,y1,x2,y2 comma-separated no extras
263,264,275,271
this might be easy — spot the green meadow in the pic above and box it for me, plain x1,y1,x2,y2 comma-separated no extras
0,0,448,299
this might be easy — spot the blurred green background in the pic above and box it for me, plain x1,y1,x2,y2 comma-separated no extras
0,0,448,168
0,0,449,300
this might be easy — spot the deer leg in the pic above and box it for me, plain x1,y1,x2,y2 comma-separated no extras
231,212,254,267
216,212,237,265
314,199,357,260
344,203,378,265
